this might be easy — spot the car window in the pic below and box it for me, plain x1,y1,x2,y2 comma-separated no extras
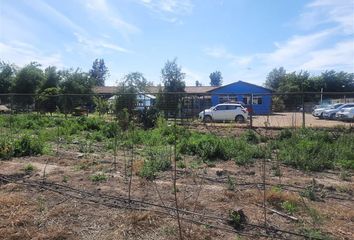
333,104,343,109
344,104,354,108
215,105,227,111
227,105,239,110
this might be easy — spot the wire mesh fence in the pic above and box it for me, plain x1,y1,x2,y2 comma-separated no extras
0,91,353,239
1,91,353,128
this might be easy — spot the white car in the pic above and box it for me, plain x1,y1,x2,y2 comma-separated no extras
323,103,354,120
312,104,339,119
199,103,248,123
336,107,354,121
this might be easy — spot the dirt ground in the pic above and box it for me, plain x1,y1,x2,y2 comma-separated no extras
252,112,353,128
1,139,353,240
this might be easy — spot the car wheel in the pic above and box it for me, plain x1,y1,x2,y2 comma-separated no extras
203,115,212,123
319,113,323,119
330,113,336,120
235,115,245,123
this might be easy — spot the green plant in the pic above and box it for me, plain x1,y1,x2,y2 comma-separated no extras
281,201,297,214
139,146,171,179
89,172,108,182
62,175,69,183
301,185,317,201
227,175,236,191
300,228,332,240
177,160,186,169
23,163,35,173
13,134,44,157
228,209,246,230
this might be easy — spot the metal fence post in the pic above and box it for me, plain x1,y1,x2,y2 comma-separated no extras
302,93,305,128
250,93,253,129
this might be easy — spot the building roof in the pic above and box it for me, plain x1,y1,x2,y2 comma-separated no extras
93,86,217,94
207,80,272,93
93,81,269,95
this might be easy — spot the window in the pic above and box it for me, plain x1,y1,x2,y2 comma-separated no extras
219,95,237,103
227,105,239,110
242,96,251,104
215,105,228,111
252,96,263,105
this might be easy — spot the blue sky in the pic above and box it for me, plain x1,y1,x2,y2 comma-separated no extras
0,0,353,86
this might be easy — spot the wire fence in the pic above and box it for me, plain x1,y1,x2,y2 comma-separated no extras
1,91,354,129
0,91,353,239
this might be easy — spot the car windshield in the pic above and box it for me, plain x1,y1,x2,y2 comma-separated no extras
330,104,342,109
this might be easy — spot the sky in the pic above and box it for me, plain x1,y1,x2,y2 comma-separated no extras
0,0,353,87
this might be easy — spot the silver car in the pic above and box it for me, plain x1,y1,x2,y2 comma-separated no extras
323,103,354,120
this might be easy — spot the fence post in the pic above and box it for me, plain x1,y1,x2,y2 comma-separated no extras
250,93,253,129
302,93,305,128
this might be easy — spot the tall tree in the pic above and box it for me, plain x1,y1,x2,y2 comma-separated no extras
265,67,286,90
89,58,109,86
58,68,94,114
209,70,223,86
195,80,202,87
158,58,185,114
41,66,59,90
114,72,151,114
0,61,16,104
12,62,44,106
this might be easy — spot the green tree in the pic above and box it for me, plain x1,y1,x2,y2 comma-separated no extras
89,58,109,86
0,61,16,104
12,62,44,107
114,72,150,115
93,96,109,116
265,67,286,91
209,70,222,86
320,70,354,92
37,87,60,114
158,59,185,115
58,69,93,114
41,66,59,90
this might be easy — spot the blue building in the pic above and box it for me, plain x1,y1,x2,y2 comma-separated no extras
208,81,272,115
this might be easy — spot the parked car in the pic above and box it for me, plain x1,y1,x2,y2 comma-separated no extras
323,103,354,120
199,103,248,123
336,107,354,121
312,103,342,119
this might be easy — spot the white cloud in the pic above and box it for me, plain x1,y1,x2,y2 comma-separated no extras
74,33,131,55
28,0,85,34
137,0,193,23
139,0,193,14
205,0,354,81
0,41,63,67
203,46,254,66
299,0,354,34
182,67,204,86
82,0,140,36
300,40,354,72
265,29,335,66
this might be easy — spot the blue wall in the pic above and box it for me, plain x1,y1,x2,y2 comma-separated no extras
210,81,272,115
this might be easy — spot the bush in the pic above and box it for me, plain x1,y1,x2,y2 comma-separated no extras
13,134,44,157
139,146,171,179
89,172,108,182
278,129,354,171
0,137,13,159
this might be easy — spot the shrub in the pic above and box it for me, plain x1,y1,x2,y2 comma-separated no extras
23,163,35,173
139,146,171,179
0,137,13,159
276,129,354,171
243,130,259,144
13,135,44,157
89,172,108,182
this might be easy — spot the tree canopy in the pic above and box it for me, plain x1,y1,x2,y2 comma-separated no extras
89,58,109,86
209,71,223,86
158,59,186,114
